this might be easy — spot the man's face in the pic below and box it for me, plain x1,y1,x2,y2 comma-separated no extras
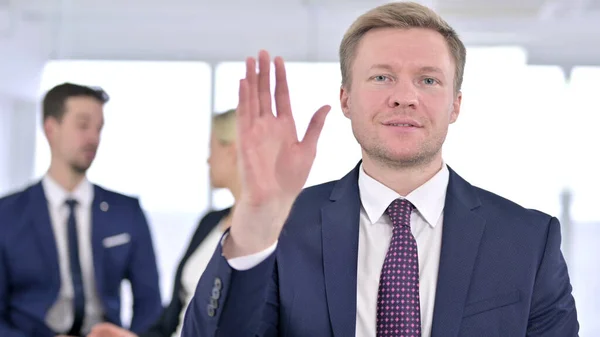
45,96,104,174
340,27,462,169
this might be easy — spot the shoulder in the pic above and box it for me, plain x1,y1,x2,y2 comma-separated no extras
184,207,232,251
93,184,141,207
0,183,41,245
468,185,558,255
0,183,39,217
473,186,554,227
198,207,231,227
448,168,556,230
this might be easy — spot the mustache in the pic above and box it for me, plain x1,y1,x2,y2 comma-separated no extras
378,113,423,122
379,111,419,118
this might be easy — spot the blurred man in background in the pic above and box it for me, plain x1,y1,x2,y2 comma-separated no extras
0,83,163,337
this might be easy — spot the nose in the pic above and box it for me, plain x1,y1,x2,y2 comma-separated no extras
388,79,418,109
88,130,101,148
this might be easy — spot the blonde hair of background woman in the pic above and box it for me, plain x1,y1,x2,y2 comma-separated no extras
212,108,237,144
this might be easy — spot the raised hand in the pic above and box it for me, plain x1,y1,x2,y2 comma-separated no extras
225,50,331,257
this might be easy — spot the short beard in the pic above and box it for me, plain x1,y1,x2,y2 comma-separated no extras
362,137,444,171
70,163,90,175
368,149,436,171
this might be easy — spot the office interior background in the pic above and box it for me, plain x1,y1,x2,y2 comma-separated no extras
0,0,599,335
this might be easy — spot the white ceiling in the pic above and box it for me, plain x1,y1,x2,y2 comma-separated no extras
1,0,599,97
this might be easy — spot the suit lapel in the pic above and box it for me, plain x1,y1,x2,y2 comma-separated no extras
431,169,486,337
91,185,110,295
181,208,230,268
30,182,61,285
321,165,361,337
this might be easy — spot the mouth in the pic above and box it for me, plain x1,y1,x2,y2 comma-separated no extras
83,150,97,158
381,118,423,134
383,122,422,130
382,118,422,128
385,123,417,127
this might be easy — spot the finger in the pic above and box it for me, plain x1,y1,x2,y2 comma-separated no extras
273,56,292,119
237,79,252,133
301,105,331,149
245,57,259,118
257,50,273,117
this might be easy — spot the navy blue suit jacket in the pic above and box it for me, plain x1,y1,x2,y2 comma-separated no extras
140,207,230,337
182,164,578,336
0,182,163,337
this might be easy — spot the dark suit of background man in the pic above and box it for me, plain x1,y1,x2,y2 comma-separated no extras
0,83,163,337
181,1,579,337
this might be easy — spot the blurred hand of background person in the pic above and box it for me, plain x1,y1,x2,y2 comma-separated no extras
88,322,138,337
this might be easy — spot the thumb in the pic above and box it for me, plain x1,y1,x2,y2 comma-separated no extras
301,105,331,149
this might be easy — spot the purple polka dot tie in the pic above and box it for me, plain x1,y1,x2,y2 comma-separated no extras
377,199,421,337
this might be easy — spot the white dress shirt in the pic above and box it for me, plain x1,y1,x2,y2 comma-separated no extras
227,164,449,337
42,175,104,335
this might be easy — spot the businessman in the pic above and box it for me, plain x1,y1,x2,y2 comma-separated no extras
181,2,579,336
0,83,163,337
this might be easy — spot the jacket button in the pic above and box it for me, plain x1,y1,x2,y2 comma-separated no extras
207,304,216,317
214,277,222,290
212,287,220,300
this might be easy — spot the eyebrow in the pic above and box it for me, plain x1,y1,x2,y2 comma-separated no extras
369,64,445,75
369,64,395,72
74,114,91,121
417,66,444,75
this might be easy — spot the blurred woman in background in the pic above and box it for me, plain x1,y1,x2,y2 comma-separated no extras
89,108,240,337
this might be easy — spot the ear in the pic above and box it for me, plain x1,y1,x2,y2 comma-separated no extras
340,86,351,119
449,91,462,124
43,117,57,142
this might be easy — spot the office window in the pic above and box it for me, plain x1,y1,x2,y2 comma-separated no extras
564,67,600,222
564,66,600,337
444,47,567,216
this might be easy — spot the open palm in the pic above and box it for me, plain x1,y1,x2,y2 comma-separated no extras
225,50,331,255
236,50,331,207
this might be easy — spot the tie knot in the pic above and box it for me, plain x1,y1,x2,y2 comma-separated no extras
385,198,413,228
65,198,78,210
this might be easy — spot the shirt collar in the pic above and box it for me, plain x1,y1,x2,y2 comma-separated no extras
358,162,449,228
42,174,94,208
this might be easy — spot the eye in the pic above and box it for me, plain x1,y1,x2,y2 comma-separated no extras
373,75,389,82
423,77,437,85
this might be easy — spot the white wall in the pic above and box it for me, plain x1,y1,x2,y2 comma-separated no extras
0,95,12,196
0,95,37,197
9,99,37,193
3,1,600,102
8,1,600,65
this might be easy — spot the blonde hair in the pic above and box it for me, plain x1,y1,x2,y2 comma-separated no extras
339,1,466,93
211,108,237,144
